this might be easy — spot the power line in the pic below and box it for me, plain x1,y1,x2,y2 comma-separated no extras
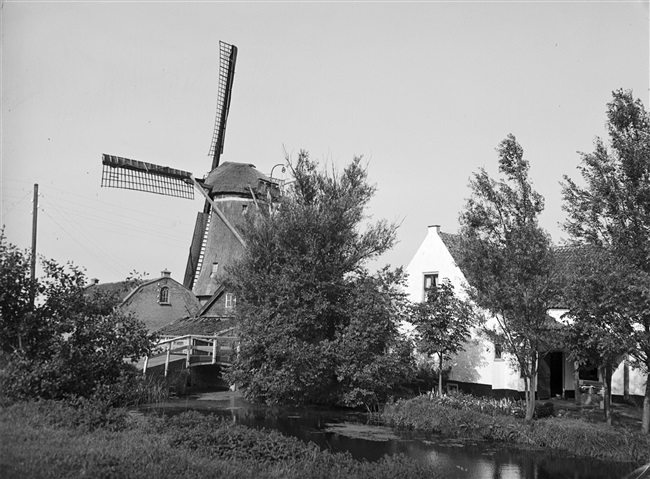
39,207,127,278
1,190,32,218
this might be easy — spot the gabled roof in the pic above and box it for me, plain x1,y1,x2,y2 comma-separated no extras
120,276,187,306
84,281,134,303
439,232,464,267
436,230,592,309
550,245,593,281
438,231,590,280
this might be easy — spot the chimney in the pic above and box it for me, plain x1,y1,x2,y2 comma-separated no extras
161,269,171,278
90,278,99,285
429,224,441,234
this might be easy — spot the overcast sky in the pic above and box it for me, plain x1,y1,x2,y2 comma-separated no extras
2,1,648,284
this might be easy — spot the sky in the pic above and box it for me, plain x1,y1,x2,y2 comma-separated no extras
2,1,648,285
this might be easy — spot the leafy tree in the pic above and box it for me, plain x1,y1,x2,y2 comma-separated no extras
334,267,415,410
458,134,560,422
225,151,413,407
0,231,38,354
0,233,154,403
561,89,650,433
560,248,632,425
410,279,476,397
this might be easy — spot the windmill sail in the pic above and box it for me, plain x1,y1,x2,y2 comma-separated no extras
208,41,238,170
101,154,195,199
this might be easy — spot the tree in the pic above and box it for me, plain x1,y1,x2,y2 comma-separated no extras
561,89,650,433
560,248,632,425
224,151,413,407
0,232,154,403
0,231,38,354
410,279,476,397
334,267,415,410
458,134,560,422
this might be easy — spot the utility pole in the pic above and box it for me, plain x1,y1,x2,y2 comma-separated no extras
30,183,38,306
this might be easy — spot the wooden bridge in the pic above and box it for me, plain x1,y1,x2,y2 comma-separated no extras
139,334,239,377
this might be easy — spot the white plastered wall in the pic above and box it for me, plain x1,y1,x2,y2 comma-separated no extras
404,225,494,388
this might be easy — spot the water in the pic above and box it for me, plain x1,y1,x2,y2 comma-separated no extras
141,393,638,479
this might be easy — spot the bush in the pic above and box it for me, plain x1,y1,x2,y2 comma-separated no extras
0,236,155,404
382,393,650,463
167,411,321,463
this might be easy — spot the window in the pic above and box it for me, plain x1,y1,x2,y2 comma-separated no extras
242,204,248,215
159,286,169,304
423,273,438,299
211,262,219,277
579,366,599,381
225,293,236,309
494,343,503,360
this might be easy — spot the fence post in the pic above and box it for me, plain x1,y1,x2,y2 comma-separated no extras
212,337,218,365
165,342,171,378
186,336,192,369
143,355,149,376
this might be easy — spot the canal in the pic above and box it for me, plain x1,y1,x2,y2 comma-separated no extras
141,391,638,479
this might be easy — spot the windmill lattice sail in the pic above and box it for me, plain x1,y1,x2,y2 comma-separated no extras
208,41,238,169
101,154,195,199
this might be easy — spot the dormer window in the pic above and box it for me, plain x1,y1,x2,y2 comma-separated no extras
211,262,219,278
159,286,170,304
242,204,248,215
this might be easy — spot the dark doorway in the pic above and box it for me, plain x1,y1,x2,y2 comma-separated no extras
538,351,564,399
548,351,563,398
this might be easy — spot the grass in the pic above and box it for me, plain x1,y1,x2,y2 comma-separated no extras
382,393,650,464
0,400,441,479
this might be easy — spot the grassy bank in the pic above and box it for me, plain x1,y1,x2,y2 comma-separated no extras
0,400,438,479
382,393,650,464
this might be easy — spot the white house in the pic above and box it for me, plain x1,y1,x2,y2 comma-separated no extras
404,224,645,401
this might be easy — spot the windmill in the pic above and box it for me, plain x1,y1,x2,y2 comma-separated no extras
101,41,279,303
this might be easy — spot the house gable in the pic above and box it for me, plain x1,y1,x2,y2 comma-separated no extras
404,225,468,304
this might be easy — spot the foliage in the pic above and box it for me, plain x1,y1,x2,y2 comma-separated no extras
409,279,477,397
0,230,37,353
0,233,154,403
167,411,321,463
457,134,560,421
225,152,414,407
0,401,439,479
561,89,650,433
383,393,650,463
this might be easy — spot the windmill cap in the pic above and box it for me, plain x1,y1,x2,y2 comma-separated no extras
204,162,274,197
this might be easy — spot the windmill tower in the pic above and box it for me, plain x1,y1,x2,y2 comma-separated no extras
101,41,279,304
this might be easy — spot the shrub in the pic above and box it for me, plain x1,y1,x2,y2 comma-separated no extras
383,393,650,463
0,236,155,405
167,411,321,464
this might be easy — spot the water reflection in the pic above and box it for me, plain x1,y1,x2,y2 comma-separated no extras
141,396,636,479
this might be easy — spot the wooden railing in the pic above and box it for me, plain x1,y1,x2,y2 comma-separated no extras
141,334,239,377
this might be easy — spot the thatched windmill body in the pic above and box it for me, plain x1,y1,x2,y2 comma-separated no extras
101,42,278,303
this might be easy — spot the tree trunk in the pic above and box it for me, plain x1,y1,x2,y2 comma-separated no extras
438,352,444,398
524,376,535,422
604,364,612,427
574,361,581,406
524,352,537,423
623,356,630,401
641,372,650,435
